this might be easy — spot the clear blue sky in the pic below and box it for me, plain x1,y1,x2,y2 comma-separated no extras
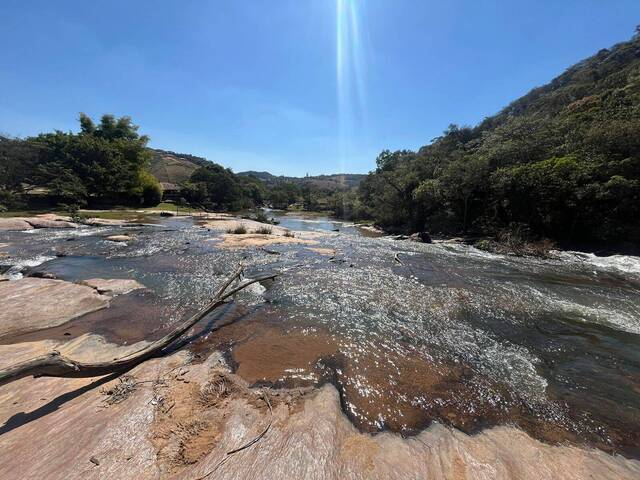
1,1,639,176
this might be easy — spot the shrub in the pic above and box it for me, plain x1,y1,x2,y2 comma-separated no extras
140,171,163,206
283,230,295,238
65,204,89,224
255,226,272,235
227,224,247,234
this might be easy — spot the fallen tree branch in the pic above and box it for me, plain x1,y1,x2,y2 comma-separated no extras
0,267,277,387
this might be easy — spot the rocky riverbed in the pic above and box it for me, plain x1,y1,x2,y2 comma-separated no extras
0,212,639,479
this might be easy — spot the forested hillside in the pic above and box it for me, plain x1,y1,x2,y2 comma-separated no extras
354,30,640,246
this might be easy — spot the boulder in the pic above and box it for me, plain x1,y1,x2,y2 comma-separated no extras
409,231,432,243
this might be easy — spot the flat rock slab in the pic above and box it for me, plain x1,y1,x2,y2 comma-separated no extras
0,278,110,337
0,333,152,370
85,218,132,226
80,278,145,296
0,218,33,231
214,233,318,249
0,215,78,231
201,217,288,235
105,235,132,242
307,247,336,256
26,218,78,229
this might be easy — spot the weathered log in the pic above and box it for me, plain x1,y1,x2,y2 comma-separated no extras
0,267,277,387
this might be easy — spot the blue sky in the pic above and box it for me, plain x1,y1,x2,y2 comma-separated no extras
1,1,639,176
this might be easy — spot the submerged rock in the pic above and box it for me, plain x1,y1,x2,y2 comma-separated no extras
27,271,58,279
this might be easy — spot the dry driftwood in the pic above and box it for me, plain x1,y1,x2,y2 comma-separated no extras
0,267,276,387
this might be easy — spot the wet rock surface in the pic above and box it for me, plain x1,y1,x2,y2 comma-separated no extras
0,213,640,478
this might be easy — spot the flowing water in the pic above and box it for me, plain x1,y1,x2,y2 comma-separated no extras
1,215,640,458
266,209,382,237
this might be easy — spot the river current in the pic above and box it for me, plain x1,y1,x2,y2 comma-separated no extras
1,213,639,457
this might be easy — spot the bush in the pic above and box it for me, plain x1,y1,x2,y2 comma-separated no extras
475,226,555,257
139,171,163,206
255,226,272,234
227,224,247,234
64,204,89,224
283,230,295,238
251,209,270,223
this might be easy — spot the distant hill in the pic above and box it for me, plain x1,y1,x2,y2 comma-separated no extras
148,149,210,184
149,149,365,189
238,171,365,190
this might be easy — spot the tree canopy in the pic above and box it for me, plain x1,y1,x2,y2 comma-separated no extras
0,113,162,208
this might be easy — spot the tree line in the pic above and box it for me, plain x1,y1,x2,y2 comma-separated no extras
180,164,347,212
0,113,162,209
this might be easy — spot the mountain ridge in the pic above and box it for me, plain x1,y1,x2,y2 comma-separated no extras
149,149,365,189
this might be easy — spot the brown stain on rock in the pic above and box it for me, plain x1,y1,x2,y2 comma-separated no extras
219,318,638,459
232,327,339,386
339,434,381,473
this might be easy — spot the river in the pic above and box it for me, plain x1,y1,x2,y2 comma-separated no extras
1,213,639,458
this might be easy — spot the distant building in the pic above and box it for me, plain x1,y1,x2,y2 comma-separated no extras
159,182,181,201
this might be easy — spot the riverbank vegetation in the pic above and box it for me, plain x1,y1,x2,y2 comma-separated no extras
0,114,162,210
342,31,640,248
